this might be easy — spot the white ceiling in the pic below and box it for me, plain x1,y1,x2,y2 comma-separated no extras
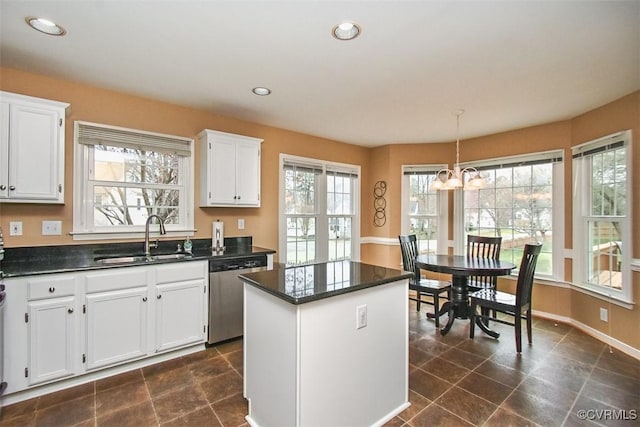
1,1,638,147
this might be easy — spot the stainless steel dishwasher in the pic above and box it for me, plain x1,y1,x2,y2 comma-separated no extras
208,255,267,344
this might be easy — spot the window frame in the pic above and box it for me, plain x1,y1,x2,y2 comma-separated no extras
279,154,360,265
401,165,450,255
72,121,194,240
454,150,565,281
572,130,633,304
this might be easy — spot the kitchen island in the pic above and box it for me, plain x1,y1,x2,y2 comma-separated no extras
239,260,412,427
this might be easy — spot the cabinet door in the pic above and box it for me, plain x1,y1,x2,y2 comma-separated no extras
0,102,9,199
209,139,238,205
155,279,206,352
27,297,76,385
235,141,261,206
7,103,63,201
85,287,148,370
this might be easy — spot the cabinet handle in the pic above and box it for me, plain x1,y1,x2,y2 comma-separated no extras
157,294,162,299
237,195,241,200
9,186,15,191
49,287,55,293
142,297,147,302
68,308,74,314
0,185,5,190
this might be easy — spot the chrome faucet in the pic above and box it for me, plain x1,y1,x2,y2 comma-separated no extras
144,215,166,257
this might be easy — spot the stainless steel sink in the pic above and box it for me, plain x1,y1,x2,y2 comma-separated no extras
95,253,188,264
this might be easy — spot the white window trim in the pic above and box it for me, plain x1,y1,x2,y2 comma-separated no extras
454,150,565,281
572,130,633,304
279,153,361,264
72,121,195,240
401,164,449,255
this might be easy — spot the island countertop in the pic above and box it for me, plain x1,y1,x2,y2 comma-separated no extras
239,260,412,305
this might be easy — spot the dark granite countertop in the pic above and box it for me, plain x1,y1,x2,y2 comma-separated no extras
0,237,275,278
239,260,412,305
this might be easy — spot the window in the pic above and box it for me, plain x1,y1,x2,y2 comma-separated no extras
280,155,360,265
572,131,632,303
73,121,193,239
401,166,449,255
458,151,564,279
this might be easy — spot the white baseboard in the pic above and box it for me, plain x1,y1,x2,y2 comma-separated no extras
532,310,640,360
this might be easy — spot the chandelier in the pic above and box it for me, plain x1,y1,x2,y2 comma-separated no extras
430,109,486,191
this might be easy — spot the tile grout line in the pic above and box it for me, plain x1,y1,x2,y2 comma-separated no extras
475,323,568,427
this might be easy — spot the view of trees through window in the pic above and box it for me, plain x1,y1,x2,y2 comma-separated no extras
284,165,317,265
93,145,181,227
586,145,626,289
407,172,439,255
464,162,554,275
283,161,357,265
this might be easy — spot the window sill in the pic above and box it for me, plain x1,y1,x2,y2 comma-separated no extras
568,282,634,309
500,274,634,309
71,229,196,241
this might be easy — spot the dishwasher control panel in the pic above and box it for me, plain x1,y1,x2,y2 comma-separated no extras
209,255,267,272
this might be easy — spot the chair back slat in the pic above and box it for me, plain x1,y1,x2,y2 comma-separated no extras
516,243,543,305
467,235,502,288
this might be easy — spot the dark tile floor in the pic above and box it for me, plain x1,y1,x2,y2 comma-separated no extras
1,303,639,426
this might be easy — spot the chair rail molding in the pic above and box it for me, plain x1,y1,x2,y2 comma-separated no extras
360,236,398,245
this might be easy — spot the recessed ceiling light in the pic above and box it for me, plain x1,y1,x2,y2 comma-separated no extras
25,16,66,36
252,87,271,96
332,21,361,41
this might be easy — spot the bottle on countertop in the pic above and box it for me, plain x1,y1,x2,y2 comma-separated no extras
183,237,192,254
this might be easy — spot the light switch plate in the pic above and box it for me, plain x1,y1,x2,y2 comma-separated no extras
238,219,245,230
42,220,62,235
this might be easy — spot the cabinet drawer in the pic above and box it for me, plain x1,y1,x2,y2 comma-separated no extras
28,276,76,300
156,261,207,285
85,268,148,293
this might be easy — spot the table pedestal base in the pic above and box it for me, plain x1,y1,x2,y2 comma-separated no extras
427,276,501,338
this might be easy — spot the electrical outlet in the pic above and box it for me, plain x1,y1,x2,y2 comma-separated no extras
238,218,245,230
9,221,22,236
600,307,608,322
356,304,367,329
42,220,62,236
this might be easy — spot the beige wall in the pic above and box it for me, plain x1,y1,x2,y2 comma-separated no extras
1,67,638,352
362,92,639,351
0,67,368,254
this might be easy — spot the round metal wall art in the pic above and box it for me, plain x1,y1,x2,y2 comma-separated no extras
373,180,387,227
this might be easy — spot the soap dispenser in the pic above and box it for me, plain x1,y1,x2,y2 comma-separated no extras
183,237,193,254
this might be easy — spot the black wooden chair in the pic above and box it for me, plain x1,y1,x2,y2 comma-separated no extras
398,235,450,327
469,243,542,353
466,234,502,292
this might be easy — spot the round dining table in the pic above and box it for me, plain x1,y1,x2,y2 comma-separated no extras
415,255,516,336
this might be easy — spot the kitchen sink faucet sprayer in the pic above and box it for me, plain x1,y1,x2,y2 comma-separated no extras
144,215,166,258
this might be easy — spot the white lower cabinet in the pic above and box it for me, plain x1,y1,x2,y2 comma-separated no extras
85,287,148,370
156,280,205,352
27,296,76,385
2,261,208,397
155,262,208,352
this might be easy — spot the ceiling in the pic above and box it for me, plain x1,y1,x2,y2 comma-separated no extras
1,1,638,147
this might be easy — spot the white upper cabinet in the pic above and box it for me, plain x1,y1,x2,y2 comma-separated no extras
0,91,69,203
199,129,263,207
